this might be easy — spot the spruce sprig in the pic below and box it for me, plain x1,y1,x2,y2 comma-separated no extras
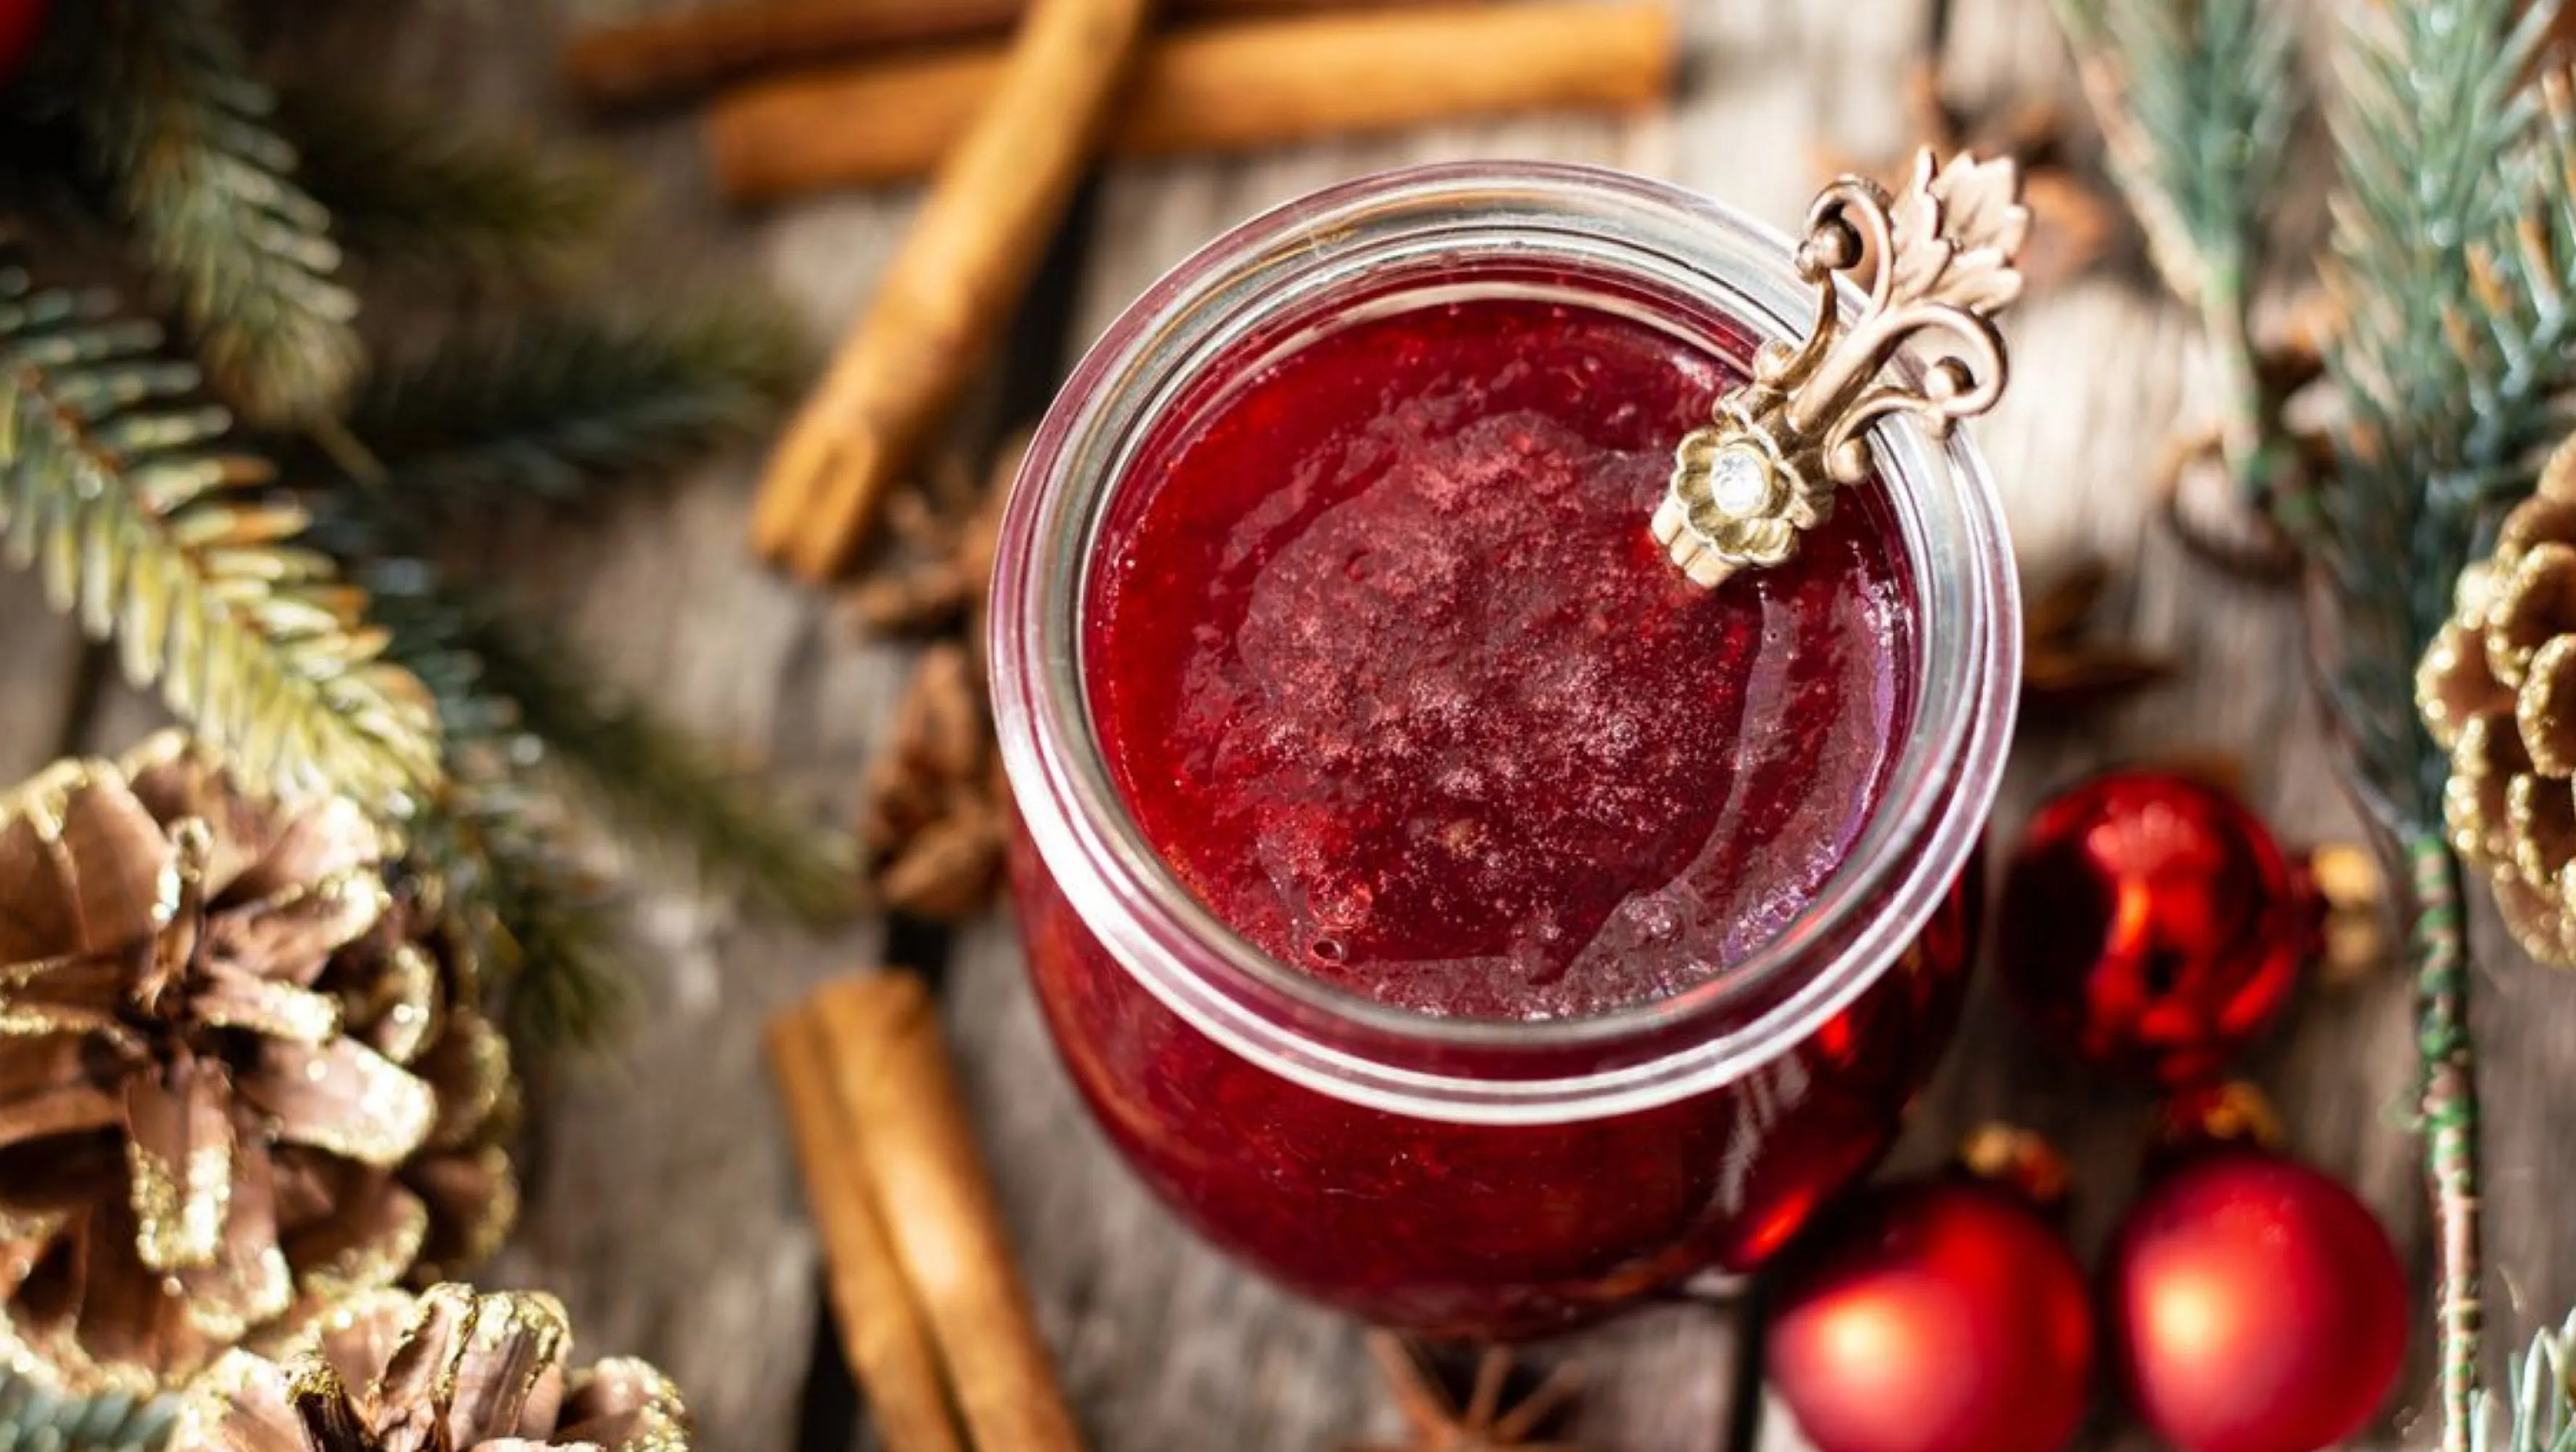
280,88,624,278
411,790,632,1056
2055,0,2297,308
2321,0,2568,827
2318,2,2576,1444
77,0,361,426
364,559,633,1053
353,564,856,928
2055,0,2307,517
427,600,857,924
345,303,804,511
0,263,438,811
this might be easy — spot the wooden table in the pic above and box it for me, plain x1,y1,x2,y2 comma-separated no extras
5,1,2564,1448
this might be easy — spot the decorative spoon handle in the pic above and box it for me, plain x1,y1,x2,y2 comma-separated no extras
1653,149,2029,588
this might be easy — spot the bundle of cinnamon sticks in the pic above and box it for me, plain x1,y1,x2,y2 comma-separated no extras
771,972,1082,1451
563,0,1675,583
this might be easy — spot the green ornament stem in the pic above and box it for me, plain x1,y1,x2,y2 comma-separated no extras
2411,829,2482,1452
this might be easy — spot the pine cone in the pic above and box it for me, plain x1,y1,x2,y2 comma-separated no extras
0,735,516,1396
2421,434,2576,964
173,1284,688,1452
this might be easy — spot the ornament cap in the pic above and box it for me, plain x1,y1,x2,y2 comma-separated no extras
2147,1080,2286,1171
1652,149,2028,587
1953,1123,2072,1214
2302,842,2388,985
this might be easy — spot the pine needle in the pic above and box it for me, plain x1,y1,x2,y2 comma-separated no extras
78,0,361,426
2054,0,2299,310
2321,0,2572,827
0,1368,176,1452
378,575,857,925
0,263,439,813
2318,7,2576,1445
345,301,806,512
278,86,624,278
2477,1308,2576,1452
410,791,632,1056
2055,0,2306,517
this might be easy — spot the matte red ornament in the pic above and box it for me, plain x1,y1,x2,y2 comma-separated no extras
1998,768,2308,1084
2106,1148,2406,1452
0,0,44,88
1767,1179,2093,1452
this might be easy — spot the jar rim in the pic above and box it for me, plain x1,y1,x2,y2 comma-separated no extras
989,161,2020,1123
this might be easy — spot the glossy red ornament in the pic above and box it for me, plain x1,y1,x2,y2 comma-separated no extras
0,0,46,89
1767,1178,2093,1452
1998,769,2308,1084
2106,1147,2406,1452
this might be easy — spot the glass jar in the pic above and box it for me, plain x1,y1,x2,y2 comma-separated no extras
989,163,2019,1338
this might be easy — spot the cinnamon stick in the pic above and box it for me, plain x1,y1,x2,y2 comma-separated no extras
564,0,1418,111
811,973,1085,1452
749,0,1151,581
766,1011,965,1452
710,2,1677,201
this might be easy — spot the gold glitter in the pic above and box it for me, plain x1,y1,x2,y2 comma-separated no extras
127,1137,232,1273
161,1289,694,1452
194,978,343,1046
0,735,518,1396
2421,429,2576,966
364,943,439,1067
294,1192,428,1317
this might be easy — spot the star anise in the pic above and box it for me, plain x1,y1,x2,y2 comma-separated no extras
1344,1334,1586,1452
846,436,1021,639
2020,555,2173,716
1817,64,2117,294
860,644,1005,922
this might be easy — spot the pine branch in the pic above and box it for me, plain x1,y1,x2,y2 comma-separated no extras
2323,0,2569,828
366,570,856,925
2056,0,2304,510
367,564,631,1054
78,0,361,425
0,1370,176,1452
277,86,624,277
410,789,632,1056
0,263,439,811
344,301,804,512
2319,4,2576,1447
2055,0,2297,311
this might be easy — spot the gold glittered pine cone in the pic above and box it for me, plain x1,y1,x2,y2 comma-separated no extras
2421,432,2576,964
0,734,518,1396
173,1285,688,1452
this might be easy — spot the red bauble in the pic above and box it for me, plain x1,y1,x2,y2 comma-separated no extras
1767,1179,2093,1452
1998,769,2308,1084
0,0,46,89
2106,1148,2407,1452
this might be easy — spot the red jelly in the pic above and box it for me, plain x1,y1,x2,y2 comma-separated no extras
1087,296,1914,1020
992,165,2019,1335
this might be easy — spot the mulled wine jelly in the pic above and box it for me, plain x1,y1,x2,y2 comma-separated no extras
1084,295,1915,1020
